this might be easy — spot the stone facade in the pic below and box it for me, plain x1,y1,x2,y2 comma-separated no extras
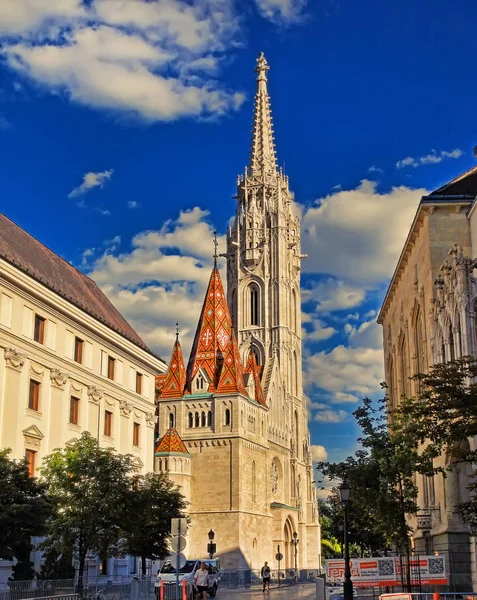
155,53,321,571
378,170,477,590
0,215,166,580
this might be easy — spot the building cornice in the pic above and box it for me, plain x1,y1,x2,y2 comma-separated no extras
0,259,166,373
377,197,473,325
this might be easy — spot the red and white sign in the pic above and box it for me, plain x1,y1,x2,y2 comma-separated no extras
325,556,446,588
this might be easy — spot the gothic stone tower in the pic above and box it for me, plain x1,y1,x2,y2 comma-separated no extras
155,53,320,571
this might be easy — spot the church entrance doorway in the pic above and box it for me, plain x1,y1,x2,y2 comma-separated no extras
283,517,294,570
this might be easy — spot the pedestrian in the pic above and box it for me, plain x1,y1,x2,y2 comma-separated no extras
194,562,210,600
261,561,271,592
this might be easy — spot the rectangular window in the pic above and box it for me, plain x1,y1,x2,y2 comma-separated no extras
104,410,112,436
28,380,40,411
25,449,36,478
107,356,115,380
136,372,142,394
69,396,80,425
74,337,84,364
34,314,45,344
99,559,108,575
133,422,140,446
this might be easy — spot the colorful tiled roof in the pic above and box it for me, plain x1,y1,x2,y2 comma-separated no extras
155,428,189,455
186,267,233,392
0,213,158,357
245,352,267,407
216,328,247,394
161,336,187,398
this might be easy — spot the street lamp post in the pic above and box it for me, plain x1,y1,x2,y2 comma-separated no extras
291,532,299,580
339,476,353,600
207,529,216,559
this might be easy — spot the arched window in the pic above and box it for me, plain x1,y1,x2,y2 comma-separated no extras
197,374,204,390
252,461,256,503
291,464,296,498
201,411,206,427
225,408,231,426
448,323,455,362
188,412,193,428
194,412,199,428
207,410,212,427
169,412,174,429
250,344,261,366
250,284,259,326
293,350,299,397
241,410,244,428
399,335,408,398
294,410,299,453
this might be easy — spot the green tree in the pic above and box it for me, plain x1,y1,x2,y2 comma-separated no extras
123,472,188,576
0,449,51,579
396,356,477,521
319,395,427,589
40,432,135,591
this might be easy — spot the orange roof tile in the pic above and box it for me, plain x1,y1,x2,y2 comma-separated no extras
155,428,189,455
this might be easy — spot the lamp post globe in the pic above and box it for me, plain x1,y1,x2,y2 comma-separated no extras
339,476,353,600
207,530,216,559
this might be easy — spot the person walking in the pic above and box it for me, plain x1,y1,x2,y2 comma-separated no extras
194,562,210,599
261,562,271,592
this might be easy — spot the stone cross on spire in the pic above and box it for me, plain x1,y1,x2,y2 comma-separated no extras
249,52,277,179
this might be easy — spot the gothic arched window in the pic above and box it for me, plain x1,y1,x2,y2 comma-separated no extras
207,410,212,427
224,408,231,426
188,412,193,428
250,284,259,326
201,411,206,427
250,344,261,366
194,412,199,428
169,412,174,429
399,335,408,398
291,288,298,332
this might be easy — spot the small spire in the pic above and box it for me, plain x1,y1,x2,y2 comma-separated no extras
175,321,179,342
247,52,277,179
213,230,219,267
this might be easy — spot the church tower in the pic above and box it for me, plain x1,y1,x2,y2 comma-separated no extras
155,53,320,572
226,52,306,435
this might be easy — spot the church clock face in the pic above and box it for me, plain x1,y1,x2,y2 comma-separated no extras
270,458,280,496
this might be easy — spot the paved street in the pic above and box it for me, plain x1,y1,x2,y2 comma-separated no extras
216,584,316,599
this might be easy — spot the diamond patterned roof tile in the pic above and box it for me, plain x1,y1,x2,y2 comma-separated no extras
155,428,189,455
160,336,187,398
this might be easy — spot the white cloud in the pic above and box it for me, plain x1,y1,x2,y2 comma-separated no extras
85,206,225,358
314,409,349,423
255,0,307,24
396,148,463,169
344,317,382,349
368,165,383,174
310,444,328,462
127,201,141,209
304,319,337,341
301,180,428,284
303,278,366,312
68,169,113,199
304,345,384,403
1,0,245,122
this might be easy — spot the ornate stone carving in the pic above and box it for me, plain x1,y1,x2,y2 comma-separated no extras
4,347,26,370
30,362,44,379
270,459,279,495
87,385,104,403
119,399,133,417
23,425,44,448
50,368,69,388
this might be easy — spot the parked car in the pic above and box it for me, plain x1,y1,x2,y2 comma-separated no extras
156,559,199,600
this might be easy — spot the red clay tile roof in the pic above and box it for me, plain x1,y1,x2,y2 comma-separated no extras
161,337,187,398
0,213,157,357
155,428,189,454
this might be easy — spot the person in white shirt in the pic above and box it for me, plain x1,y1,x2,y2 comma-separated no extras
194,563,210,599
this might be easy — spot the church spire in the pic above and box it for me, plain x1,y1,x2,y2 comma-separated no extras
249,52,277,178
160,327,187,399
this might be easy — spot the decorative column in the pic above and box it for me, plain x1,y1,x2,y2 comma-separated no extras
49,368,69,451
87,385,104,440
2,347,26,452
145,411,158,474
118,399,133,455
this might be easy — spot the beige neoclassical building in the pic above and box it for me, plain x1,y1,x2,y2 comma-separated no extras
0,212,166,580
378,165,477,589
154,53,321,572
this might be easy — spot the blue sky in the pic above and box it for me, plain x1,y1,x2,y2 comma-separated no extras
1,0,476,482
